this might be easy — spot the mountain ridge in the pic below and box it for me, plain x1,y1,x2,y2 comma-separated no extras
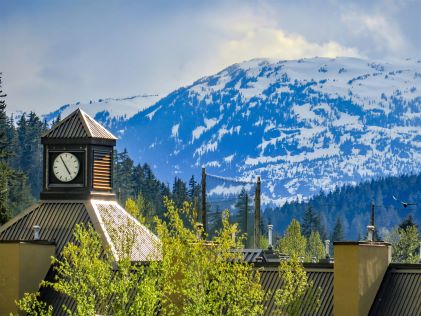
43,56,421,205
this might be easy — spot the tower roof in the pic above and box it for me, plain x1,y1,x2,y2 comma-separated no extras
42,108,117,142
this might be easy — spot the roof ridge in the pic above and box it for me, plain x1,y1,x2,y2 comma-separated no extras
78,108,94,137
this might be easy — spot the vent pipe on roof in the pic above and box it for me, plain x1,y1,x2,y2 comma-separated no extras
367,225,375,242
325,240,330,258
196,223,203,240
33,226,40,240
267,224,273,249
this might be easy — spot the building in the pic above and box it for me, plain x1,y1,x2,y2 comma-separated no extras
0,108,420,315
0,109,159,315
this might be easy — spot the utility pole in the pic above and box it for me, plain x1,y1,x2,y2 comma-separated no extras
245,193,248,247
201,168,206,234
371,202,375,226
254,176,261,248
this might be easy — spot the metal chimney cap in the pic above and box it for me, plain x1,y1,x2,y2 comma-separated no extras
32,225,41,240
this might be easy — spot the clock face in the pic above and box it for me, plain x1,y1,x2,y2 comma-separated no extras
53,152,80,182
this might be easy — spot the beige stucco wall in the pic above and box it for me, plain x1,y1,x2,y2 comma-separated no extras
334,242,391,316
0,242,54,315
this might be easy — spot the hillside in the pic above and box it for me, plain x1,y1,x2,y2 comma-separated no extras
44,57,421,205
264,173,421,240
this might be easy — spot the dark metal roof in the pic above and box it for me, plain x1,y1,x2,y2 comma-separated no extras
0,202,90,257
369,263,421,316
258,263,334,316
42,108,117,140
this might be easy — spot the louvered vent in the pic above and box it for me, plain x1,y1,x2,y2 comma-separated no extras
93,150,112,190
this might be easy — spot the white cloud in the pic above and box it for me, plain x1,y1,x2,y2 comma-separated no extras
0,0,418,114
216,18,359,63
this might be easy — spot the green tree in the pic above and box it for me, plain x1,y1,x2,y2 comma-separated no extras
399,214,418,230
306,231,325,262
235,187,251,238
125,193,155,227
172,177,188,209
0,74,11,224
275,254,321,315
114,149,135,204
277,219,307,258
392,225,420,263
301,206,316,238
18,199,265,315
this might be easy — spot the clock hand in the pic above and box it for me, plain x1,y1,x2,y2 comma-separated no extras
59,156,72,177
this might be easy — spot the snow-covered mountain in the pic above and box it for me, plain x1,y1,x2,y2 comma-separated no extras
43,94,160,129
47,57,421,205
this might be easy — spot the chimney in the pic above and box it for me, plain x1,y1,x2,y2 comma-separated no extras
267,224,273,249
325,239,330,258
367,225,375,241
33,226,40,240
333,241,391,316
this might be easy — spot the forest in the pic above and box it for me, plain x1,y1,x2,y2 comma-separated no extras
264,173,421,241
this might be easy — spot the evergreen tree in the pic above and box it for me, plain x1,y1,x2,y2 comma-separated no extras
0,74,9,224
235,187,251,237
188,175,200,214
172,177,188,209
113,149,134,204
331,216,345,242
399,215,418,230
301,206,315,238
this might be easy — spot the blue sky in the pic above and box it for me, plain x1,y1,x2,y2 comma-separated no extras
1,0,420,113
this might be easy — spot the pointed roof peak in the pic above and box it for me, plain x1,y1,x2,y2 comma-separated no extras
42,108,117,142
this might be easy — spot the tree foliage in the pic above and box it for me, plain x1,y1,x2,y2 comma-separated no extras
306,231,325,262
275,255,321,316
390,225,420,263
17,199,266,315
276,219,307,258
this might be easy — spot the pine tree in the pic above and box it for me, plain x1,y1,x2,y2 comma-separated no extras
172,177,188,209
331,216,345,242
301,206,315,238
113,149,135,204
0,74,11,224
235,187,251,238
399,215,418,230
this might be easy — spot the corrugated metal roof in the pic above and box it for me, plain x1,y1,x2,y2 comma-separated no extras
90,200,160,261
0,199,160,315
0,202,90,257
42,108,117,140
258,263,334,316
241,249,265,262
369,263,421,316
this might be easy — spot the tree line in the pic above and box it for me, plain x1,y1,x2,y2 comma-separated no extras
264,173,421,241
0,73,47,224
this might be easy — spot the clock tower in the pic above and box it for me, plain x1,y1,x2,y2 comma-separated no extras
40,108,117,200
